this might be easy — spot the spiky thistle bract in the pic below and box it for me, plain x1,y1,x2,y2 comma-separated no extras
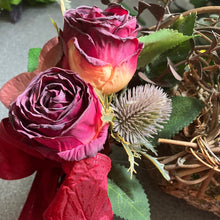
112,84,172,148
111,84,172,177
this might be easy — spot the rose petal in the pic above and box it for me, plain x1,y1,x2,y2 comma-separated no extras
57,123,109,161
100,41,144,94
67,38,143,95
43,153,113,220
83,30,141,65
104,4,128,15
67,39,112,91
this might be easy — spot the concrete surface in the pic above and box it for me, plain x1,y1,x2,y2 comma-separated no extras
0,1,219,219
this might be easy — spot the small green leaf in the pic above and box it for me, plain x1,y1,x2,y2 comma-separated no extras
137,29,194,68
101,113,114,123
171,13,197,35
10,0,22,5
141,152,170,181
108,164,150,220
50,17,59,34
152,96,204,143
121,142,140,179
27,48,41,72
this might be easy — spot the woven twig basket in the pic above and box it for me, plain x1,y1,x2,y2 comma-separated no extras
145,6,220,217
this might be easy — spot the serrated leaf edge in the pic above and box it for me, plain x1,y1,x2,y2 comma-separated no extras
138,29,194,67
159,96,204,139
108,178,149,220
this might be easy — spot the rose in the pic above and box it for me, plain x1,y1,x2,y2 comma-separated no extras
9,67,108,161
61,4,144,95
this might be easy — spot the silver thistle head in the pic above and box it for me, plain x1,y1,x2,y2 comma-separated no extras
112,84,172,146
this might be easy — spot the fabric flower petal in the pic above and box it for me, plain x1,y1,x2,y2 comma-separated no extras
57,123,109,161
61,4,143,95
44,153,113,220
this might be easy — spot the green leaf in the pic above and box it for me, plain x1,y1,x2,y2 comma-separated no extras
0,0,11,10
10,0,22,6
141,152,170,181
137,29,194,68
121,142,140,179
50,17,59,34
171,13,197,35
27,48,41,72
145,40,191,87
108,164,150,220
152,96,204,144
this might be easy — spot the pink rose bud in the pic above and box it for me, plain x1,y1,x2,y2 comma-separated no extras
9,67,109,161
61,4,144,95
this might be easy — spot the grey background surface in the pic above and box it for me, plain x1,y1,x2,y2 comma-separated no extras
0,1,219,219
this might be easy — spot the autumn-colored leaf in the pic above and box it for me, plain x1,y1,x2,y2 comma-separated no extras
0,71,36,108
37,36,63,73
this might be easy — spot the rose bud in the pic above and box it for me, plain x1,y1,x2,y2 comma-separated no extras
9,67,109,161
60,4,144,95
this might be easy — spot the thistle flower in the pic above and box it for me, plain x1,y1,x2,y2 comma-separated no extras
112,84,172,147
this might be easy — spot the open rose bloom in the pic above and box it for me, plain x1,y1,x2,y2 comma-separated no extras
9,67,108,162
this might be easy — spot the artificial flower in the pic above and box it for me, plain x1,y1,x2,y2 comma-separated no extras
0,66,112,219
44,153,113,220
61,4,144,95
9,67,108,161
112,84,172,145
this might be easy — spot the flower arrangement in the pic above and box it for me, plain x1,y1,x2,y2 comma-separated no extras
0,0,219,219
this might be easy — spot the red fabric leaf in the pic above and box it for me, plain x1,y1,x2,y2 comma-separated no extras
19,167,63,220
44,153,113,220
0,118,42,179
37,37,63,73
0,71,36,108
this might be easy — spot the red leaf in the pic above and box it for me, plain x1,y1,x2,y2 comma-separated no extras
137,1,165,22
138,71,156,84
0,71,36,108
167,57,182,81
0,118,40,179
44,153,113,220
37,36,63,73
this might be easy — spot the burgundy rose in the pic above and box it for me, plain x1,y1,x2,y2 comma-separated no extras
60,4,144,95
9,67,108,161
